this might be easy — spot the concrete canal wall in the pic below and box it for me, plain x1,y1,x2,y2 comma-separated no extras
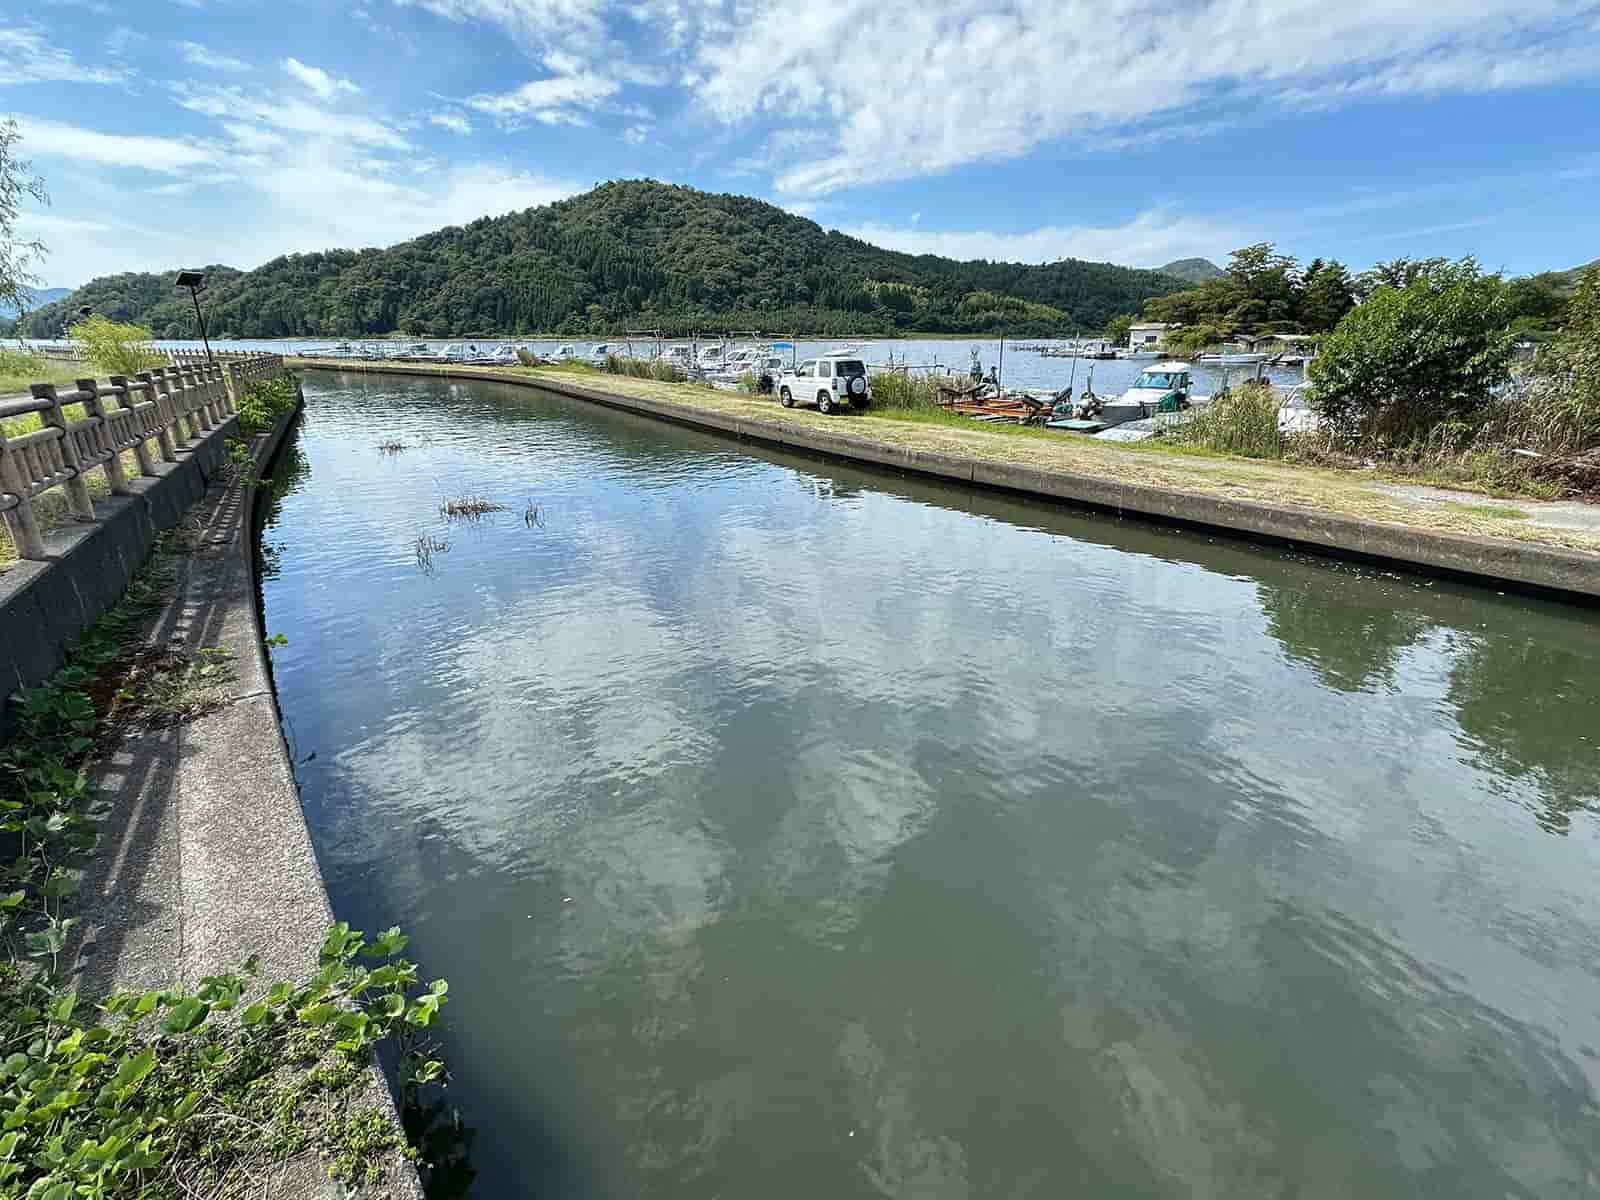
286,358,1600,602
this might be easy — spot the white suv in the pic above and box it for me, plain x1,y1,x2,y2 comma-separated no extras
777,355,872,414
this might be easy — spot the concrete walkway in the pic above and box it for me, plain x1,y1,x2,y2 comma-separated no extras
67,405,423,1200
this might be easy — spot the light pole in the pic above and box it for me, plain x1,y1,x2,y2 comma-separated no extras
174,270,213,363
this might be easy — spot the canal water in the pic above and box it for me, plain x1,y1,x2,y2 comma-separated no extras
261,371,1600,1199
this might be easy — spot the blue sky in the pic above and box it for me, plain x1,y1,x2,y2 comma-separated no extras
4,1,1599,288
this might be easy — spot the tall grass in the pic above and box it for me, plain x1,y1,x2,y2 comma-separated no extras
866,370,944,410
603,354,687,383
1478,373,1600,457
1168,381,1285,459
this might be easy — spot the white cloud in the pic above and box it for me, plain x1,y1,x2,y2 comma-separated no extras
282,57,361,99
428,112,473,135
104,26,145,58
842,208,1249,269
0,22,120,85
12,116,220,174
178,84,409,150
622,123,650,145
396,0,608,48
464,65,618,126
685,0,1600,194
176,40,255,72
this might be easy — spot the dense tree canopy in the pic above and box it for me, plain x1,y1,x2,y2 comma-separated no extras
23,181,1186,339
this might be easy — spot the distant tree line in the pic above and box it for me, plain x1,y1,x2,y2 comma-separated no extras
1115,242,1579,344
21,181,1186,340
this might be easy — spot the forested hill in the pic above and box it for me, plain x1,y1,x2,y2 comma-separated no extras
22,181,1183,339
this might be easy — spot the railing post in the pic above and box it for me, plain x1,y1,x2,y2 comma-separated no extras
32,383,95,521
78,376,131,495
109,375,156,476
143,370,179,460
187,364,215,432
0,427,47,560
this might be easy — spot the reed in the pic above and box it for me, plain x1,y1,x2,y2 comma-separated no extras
439,495,506,521
603,354,687,383
867,370,944,410
1169,381,1286,459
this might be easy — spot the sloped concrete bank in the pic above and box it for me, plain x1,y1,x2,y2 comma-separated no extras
68,399,423,1198
287,358,1600,602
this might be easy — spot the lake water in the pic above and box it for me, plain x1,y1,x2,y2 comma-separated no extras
260,370,1600,1199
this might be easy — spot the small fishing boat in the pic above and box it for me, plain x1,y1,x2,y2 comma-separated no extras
587,343,615,366
1046,361,1199,434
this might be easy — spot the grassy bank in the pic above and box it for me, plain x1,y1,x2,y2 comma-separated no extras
295,358,1600,555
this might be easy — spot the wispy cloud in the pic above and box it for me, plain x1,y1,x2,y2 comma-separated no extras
13,115,220,174
428,112,473,135
843,207,1249,268
464,62,618,127
178,84,408,150
0,22,120,85
176,40,255,72
282,57,361,100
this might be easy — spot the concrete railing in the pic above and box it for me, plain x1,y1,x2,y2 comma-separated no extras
0,354,285,560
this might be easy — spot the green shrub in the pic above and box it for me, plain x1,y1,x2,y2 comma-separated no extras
236,374,299,435
1169,380,1285,458
69,315,166,376
1308,258,1514,445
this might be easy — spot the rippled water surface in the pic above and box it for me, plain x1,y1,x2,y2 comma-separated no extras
261,371,1600,1198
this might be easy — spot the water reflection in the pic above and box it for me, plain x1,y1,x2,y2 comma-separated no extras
262,371,1600,1198
1448,636,1600,834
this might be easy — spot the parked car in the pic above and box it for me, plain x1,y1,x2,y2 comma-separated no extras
776,355,872,414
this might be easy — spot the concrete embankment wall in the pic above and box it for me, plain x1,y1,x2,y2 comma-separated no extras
286,359,1600,602
0,417,237,742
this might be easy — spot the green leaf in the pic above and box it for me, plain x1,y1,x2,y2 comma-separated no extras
172,1091,203,1122
132,991,161,1017
239,1003,270,1027
0,1130,18,1157
161,998,210,1036
111,1047,156,1093
297,1002,340,1027
0,891,23,910
46,993,76,1024
42,875,79,900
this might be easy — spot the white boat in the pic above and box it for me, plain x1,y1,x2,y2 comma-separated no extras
587,343,615,367
659,344,695,371
697,344,726,370
1276,384,1319,434
553,344,578,360
488,345,524,366
1197,351,1268,366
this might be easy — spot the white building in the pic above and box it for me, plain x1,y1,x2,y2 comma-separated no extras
1127,322,1173,349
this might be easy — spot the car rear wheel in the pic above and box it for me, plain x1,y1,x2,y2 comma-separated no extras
779,387,794,408
817,390,834,415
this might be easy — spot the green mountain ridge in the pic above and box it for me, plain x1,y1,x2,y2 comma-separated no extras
1,287,71,320
1158,257,1225,284
22,181,1184,340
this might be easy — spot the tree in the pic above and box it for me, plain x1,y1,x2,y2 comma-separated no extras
0,118,49,324
1103,313,1133,345
1296,260,1354,331
1353,256,1449,303
1166,323,1224,356
1308,258,1514,443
